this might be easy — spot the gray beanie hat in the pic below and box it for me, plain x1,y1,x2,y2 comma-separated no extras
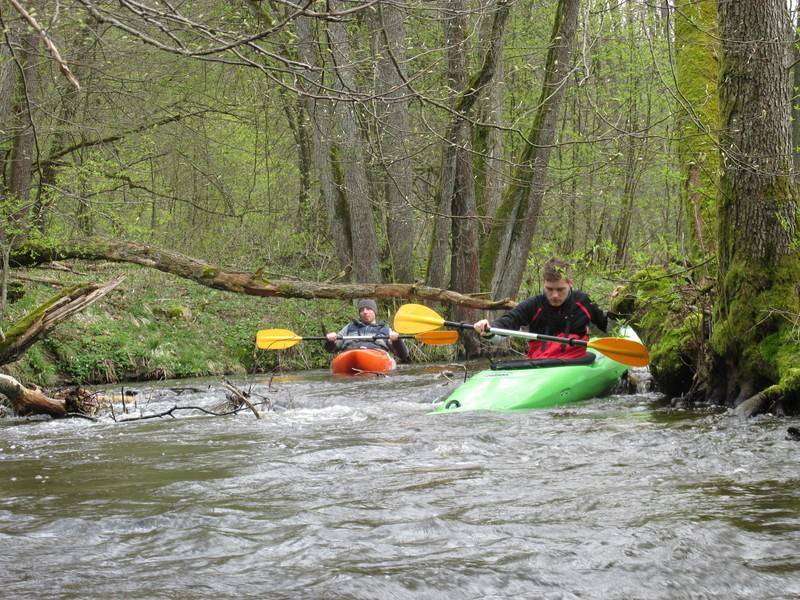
356,298,378,313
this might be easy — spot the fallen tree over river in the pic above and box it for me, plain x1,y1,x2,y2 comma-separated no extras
10,238,517,310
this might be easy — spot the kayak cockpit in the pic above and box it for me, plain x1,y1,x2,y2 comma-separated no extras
490,354,596,370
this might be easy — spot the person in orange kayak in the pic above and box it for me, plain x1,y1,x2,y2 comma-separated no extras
325,299,410,362
473,258,610,359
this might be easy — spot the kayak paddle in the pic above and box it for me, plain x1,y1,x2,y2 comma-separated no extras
393,303,650,367
256,327,459,350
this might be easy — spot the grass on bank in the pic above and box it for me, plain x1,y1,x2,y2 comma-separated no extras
4,263,459,386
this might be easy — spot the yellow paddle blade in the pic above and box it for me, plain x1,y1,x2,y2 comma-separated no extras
394,303,446,334
415,330,459,345
588,337,650,367
256,328,303,350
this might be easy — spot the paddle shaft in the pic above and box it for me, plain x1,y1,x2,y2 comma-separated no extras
442,320,588,347
301,334,411,342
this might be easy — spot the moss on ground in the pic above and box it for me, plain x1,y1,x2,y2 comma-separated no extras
3,263,457,386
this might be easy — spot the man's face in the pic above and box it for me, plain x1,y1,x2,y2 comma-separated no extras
544,278,572,307
359,307,376,324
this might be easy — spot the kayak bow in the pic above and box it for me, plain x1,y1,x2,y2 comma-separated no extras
331,348,396,375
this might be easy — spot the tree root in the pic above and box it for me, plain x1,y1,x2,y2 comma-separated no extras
734,385,782,418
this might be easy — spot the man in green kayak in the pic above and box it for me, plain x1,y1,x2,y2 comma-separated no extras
325,299,411,362
473,258,610,360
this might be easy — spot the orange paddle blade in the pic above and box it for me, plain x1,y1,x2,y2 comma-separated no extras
415,330,459,345
394,303,446,334
588,337,650,367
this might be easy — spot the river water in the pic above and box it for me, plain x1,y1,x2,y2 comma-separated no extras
1,364,799,599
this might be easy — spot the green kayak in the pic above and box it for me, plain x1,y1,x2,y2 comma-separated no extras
432,326,642,413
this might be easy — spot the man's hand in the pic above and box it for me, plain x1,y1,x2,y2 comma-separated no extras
389,331,399,341
325,332,338,342
473,319,491,334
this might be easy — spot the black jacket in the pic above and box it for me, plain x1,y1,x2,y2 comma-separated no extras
324,319,410,363
492,289,608,338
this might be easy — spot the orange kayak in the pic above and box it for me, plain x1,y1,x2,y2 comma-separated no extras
330,348,396,375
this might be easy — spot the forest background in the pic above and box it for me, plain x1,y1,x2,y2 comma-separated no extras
1,0,798,415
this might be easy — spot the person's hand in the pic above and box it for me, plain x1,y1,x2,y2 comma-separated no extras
389,331,399,341
325,332,338,342
473,319,491,335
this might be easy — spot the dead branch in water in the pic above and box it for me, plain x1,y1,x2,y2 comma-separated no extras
221,380,261,419
0,374,66,417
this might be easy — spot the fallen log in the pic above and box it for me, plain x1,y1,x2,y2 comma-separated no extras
11,238,516,310
0,374,66,417
0,277,124,365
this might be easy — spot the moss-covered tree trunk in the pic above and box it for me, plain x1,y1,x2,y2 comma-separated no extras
10,238,518,311
426,0,508,300
674,0,719,260
710,0,800,414
0,278,124,366
480,0,580,299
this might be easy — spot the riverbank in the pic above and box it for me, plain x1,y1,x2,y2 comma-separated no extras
3,263,458,386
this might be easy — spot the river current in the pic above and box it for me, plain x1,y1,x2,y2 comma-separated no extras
1,364,799,599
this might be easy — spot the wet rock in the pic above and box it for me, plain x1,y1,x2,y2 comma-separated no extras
786,427,800,441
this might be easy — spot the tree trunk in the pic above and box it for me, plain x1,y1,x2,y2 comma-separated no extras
8,32,39,205
244,1,315,230
371,2,415,283
793,5,800,175
710,0,800,414
475,5,506,224
481,0,581,299
611,95,640,266
426,0,469,290
294,12,353,272
326,4,382,283
1,32,39,323
37,16,100,234
0,36,18,171
674,0,719,260
426,1,508,354
0,374,66,418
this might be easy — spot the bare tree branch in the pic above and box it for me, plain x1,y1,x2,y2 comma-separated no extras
7,0,81,90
